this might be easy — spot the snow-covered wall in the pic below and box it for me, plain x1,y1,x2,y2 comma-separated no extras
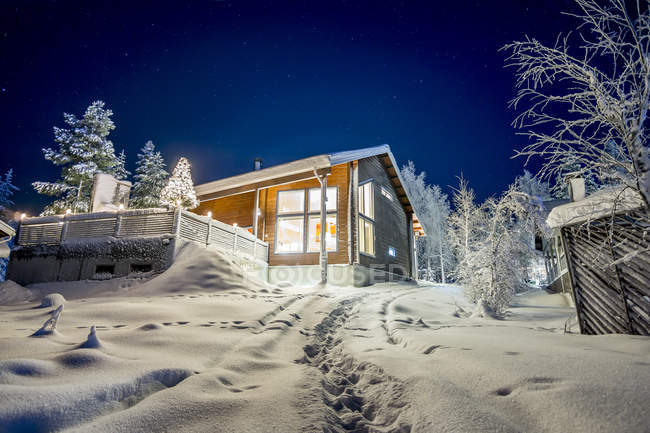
7,236,175,285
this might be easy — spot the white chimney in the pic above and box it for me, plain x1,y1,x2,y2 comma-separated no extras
568,178,585,202
254,157,263,171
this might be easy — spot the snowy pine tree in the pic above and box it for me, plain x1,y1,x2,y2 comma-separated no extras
114,150,130,180
131,141,169,209
0,169,19,210
160,157,199,209
33,101,122,215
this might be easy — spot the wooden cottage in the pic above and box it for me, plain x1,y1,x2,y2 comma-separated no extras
193,145,424,286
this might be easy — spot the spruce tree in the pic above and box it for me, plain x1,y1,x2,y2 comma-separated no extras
131,141,169,208
114,150,130,180
0,169,19,210
33,101,122,215
160,157,199,210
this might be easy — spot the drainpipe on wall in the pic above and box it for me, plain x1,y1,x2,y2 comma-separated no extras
315,169,328,285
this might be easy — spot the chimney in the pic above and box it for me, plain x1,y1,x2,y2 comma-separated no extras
568,178,585,202
254,157,263,171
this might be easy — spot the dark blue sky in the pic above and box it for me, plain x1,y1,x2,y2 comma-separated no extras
0,0,576,214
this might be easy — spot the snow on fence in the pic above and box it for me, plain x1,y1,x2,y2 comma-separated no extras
17,209,269,263
177,210,268,262
562,208,649,336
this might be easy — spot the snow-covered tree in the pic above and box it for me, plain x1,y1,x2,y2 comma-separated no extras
131,141,169,209
503,0,650,209
32,101,122,215
514,170,552,204
401,161,454,283
160,157,199,210
450,176,544,315
462,185,540,314
113,150,130,180
448,175,480,285
0,169,19,210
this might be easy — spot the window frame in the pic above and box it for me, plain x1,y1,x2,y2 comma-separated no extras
274,186,339,255
380,185,394,202
358,180,375,257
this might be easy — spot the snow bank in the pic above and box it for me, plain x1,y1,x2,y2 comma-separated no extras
0,280,34,305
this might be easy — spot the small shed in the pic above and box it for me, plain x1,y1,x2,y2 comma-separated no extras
547,187,649,335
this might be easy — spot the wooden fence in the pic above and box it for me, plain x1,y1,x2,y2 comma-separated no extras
17,208,268,263
562,208,649,335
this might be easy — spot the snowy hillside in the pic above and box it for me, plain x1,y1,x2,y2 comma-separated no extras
0,246,648,432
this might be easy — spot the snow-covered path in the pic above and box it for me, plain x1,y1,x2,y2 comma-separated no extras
0,248,648,433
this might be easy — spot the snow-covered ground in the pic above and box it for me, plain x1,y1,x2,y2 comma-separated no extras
0,244,648,432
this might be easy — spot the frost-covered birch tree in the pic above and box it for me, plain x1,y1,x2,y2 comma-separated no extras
160,157,199,210
401,161,454,283
32,101,123,215
503,0,650,209
448,175,480,285
450,175,545,315
131,141,168,209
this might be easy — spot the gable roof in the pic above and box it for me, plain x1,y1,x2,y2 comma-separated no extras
194,145,424,234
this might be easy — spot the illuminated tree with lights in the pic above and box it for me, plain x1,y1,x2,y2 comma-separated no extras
160,157,199,210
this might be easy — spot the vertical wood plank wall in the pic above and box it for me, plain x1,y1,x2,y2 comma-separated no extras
562,209,650,335
357,156,411,275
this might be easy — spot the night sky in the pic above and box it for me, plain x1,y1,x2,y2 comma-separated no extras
0,0,577,215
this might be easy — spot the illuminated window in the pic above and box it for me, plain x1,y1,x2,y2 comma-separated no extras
358,181,375,256
309,187,337,212
359,217,375,256
308,215,337,252
276,216,304,253
381,186,393,201
359,182,374,218
277,190,304,214
275,187,338,254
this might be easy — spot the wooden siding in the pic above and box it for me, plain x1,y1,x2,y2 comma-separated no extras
194,191,256,228
357,156,411,275
263,163,350,266
562,209,650,335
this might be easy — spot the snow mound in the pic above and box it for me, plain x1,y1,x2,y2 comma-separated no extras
78,326,102,349
40,293,66,308
132,241,267,296
0,280,35,305
0,367,193,432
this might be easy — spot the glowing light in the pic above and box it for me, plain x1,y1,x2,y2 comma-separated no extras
65,209,72,215
118,204,124,210
233,223,238,228
20,213,26,220
207,211,212,218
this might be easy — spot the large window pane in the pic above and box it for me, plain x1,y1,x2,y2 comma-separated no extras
359,217,375,256
276,216,304,252
308,215,337,252
309,187,337,212
277,190,304,214
358,182,374,218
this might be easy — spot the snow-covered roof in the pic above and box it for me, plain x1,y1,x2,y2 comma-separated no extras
546,187,645,228
0,219,15,237
194,154,331,197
